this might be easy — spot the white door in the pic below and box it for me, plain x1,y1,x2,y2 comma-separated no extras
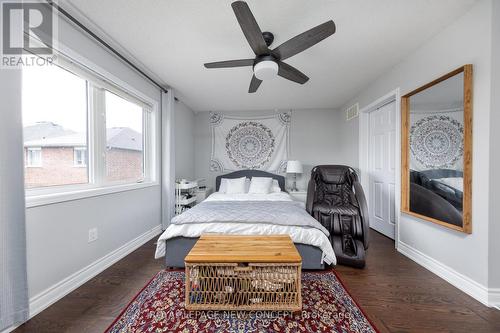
368,100,396,239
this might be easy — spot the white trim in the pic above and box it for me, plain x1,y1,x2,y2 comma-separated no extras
143,105,157,183
489,289,500,309
358,88,401,245
0,325,18,333
88,82,105,185
28,225,162,318
26,181,158,208
397,240,495,307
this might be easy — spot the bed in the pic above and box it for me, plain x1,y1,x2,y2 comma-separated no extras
154,170,335,269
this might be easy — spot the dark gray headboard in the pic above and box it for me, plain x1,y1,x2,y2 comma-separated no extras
215,170,286,192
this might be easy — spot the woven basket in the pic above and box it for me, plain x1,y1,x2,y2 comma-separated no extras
185,262,302,311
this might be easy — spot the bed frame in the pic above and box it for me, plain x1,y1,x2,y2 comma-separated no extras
215,169,286,192
165,170,326,270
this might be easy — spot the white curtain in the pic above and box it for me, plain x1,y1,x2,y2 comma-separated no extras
161,90,175,229
0,70,29,329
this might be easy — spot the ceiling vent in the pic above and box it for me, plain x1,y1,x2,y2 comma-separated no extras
345,103,359,121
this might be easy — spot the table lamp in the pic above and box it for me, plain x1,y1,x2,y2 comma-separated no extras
286,160,303,192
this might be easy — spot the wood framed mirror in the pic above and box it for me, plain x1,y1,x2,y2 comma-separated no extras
401,65,472,233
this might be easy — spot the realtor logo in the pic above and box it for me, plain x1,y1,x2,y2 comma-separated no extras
1,0,57,68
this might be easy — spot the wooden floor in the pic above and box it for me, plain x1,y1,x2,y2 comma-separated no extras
15,230,500,333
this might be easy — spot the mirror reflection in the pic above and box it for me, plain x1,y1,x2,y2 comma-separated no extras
408,72,464,227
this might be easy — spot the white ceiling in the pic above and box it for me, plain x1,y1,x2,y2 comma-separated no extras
66,0,476,112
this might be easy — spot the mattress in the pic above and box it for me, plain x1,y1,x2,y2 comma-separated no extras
155,192,336,267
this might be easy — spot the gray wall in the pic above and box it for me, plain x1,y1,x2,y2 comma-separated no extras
341,0,492,290
335,110,359,168
24,12,162,301
489,0,500,292
194,108,356,191
174,101,195,180
26,187,161,297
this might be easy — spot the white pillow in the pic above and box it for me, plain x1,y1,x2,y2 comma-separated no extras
218,178,228,193
271,179,281,193
248,177,273,194
219,177,251,193
226,177,248,194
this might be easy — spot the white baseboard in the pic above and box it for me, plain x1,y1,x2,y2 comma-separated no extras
0,325,18,333
29,225,162,318
489,288,500,309
397,240,494,307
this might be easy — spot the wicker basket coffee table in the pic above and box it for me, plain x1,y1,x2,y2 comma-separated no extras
184,234,302,311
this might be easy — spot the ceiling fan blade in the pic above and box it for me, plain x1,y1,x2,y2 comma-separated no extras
204,59,254,68
248,75,262,93
278,62,309,84
231,1,269,56
272,20,336,61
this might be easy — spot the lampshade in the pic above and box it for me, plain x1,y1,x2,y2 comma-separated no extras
286,160,303,174
254,60,278,81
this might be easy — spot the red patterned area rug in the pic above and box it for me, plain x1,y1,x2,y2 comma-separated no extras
105,270,378,333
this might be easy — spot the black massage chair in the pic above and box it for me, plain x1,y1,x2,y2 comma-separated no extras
306,165,369,268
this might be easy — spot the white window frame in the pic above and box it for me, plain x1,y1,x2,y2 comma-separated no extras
25,55,159,208
99,88,149,186
26,147,42,167
73,147,87,167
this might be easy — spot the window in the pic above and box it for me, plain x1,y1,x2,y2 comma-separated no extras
73,147,87,167
105,91,144,183
22,65,88,188
26,147,42,167
22,57,156,200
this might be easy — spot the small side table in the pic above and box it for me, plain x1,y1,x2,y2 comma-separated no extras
288,190,307,203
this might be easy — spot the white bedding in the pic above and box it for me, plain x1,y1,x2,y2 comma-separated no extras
155,192,336,265
205,192,298,202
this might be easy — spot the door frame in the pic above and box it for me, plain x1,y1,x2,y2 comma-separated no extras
358,88,401,247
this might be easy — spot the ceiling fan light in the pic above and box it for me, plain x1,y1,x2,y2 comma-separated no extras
254,60,278,81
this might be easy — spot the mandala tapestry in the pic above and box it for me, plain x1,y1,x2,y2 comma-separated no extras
210,112,290,172
410,115,464,170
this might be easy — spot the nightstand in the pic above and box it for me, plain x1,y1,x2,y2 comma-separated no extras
195,187,213,203
288,190,307,203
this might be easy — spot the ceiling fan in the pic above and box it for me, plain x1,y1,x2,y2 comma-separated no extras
204,1,336,93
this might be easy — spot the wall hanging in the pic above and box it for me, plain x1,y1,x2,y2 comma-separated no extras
209,112,290,172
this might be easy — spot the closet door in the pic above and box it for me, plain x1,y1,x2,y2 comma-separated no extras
368,100,396,239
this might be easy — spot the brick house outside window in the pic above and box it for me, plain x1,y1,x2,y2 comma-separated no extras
23,122,143,188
